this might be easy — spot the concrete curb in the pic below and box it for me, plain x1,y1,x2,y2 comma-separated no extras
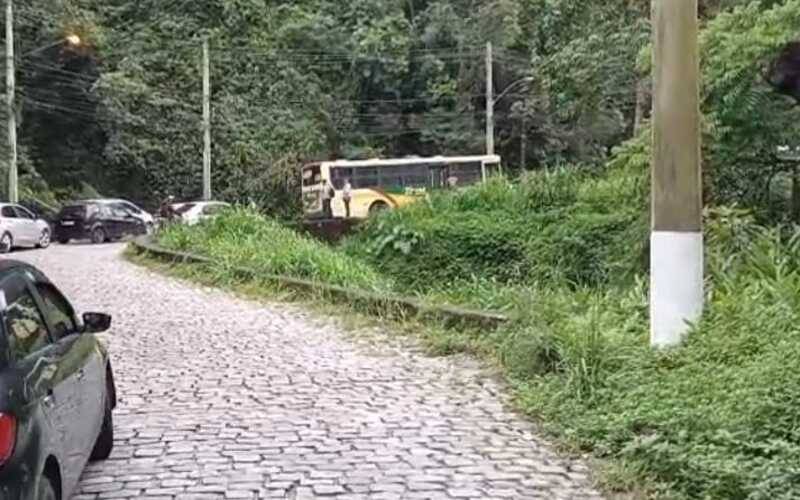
131,236,510,330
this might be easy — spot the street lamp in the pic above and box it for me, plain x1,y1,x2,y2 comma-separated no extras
6,29,84,203
20,34,82,58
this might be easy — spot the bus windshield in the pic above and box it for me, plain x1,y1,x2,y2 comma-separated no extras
302,165,322,187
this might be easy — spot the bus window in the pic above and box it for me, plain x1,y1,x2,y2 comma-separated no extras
331,167,354,189
404,164,429,188
353,167,379,189
430,166,445,189
448,162,482,186
379,164,428,190
302,165,321,187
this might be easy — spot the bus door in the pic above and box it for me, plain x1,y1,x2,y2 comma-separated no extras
429,165,446,190
482,160,502,180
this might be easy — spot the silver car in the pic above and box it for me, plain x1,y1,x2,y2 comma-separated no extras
0,203,52,253
170,201,230,225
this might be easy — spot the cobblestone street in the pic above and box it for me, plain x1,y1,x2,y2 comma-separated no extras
14,244,602,500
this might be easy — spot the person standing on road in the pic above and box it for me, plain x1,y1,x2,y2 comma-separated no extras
343,179,353,219
322,180,335,219
159,195,176,222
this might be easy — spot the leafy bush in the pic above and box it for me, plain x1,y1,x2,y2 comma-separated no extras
158,207,390,291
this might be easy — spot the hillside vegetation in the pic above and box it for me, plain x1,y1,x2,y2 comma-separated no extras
152,1,800,497
9,1,800,220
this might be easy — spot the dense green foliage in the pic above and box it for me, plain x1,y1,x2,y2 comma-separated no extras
4,0,655,213
6,0,800,220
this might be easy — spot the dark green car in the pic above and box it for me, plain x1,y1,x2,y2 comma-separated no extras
0,260,116,500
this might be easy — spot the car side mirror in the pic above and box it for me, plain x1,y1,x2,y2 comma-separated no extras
81,312,112,334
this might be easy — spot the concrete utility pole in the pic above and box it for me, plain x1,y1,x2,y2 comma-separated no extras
202,39,212,201
651,0,703,348
6,0,16,203
486,41,494,156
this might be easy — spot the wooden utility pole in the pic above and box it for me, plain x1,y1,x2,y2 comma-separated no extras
486,41,494,156
651,0,703,348
202,39,211,201
6,0,16,203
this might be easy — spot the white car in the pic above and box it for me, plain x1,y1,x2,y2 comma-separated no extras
0,203,52,253
89,199,155,232
171,201,230,225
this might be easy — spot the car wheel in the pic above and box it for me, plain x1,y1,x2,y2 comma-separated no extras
37,475,58,500
57,237,69,245
91,227,106,245
369,201,389,215
0,232,13,254
90,384,114,461
37,229,51,249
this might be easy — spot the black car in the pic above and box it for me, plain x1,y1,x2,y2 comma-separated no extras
0,260,116,500
55,202,147,245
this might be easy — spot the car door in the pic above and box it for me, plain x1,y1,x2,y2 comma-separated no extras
12,206,40,245
94,204,119,240
33,281,105,477
0,272,84,488
110,205,139,237
0,206,25,246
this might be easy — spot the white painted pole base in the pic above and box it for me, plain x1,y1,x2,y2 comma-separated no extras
650,231,704,348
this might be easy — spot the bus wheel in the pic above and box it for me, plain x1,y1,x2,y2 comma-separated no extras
369,201,389,215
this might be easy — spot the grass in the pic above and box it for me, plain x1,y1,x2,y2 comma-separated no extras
143,159,800,499
158,208,391,292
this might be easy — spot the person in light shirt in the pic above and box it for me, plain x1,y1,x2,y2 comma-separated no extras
342,179,353,218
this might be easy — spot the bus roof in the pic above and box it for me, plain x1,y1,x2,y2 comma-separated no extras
304,155,502,169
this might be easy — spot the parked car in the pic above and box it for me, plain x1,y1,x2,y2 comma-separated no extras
0,260,116,500
170,201,230,225
0,203,52,254
55,202,147,245
88,199,155,233
18,200,59,231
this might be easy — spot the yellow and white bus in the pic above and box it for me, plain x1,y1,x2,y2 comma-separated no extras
301,155,502,220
